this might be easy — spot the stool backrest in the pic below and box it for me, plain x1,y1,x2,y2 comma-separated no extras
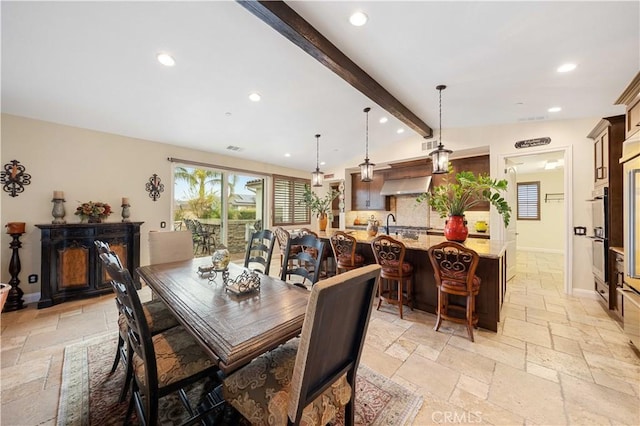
370,235,406,275
427,241,479,291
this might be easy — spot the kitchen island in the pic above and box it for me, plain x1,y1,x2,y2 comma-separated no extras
318,230,507,332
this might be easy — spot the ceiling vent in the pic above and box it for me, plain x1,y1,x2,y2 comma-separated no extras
226,145,242,152
421,140,437,151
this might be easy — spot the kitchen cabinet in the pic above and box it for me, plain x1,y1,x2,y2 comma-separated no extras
614,71,640,139
610,247,624,322
351,172,390,211
36,222,143,308
431,155,491,211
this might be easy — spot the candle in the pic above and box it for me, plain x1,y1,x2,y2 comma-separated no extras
53,190,64,199
122,197,129,205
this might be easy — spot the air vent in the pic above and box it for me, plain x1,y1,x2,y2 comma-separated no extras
421,140,437,151
517,116,547,122
226,145,242,152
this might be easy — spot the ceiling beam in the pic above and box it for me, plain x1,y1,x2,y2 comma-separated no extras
237,0,433,138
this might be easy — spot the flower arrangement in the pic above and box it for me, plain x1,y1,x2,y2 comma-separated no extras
75,201,112,222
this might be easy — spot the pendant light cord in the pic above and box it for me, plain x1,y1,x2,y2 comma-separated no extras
436,85,446,149
315,134,320,171
364,107,371,161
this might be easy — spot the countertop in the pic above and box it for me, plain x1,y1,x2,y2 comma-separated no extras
318,229,506,259
345,225,490,239
610,246,624,255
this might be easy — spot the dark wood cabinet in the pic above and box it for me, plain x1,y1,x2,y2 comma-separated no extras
351,172,390,210
431,155,491,211
36,222,143,308
610,248,624,322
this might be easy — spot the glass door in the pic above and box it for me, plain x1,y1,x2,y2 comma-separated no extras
173,164,265,260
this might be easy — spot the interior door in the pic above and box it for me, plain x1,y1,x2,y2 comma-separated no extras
505,166,518,281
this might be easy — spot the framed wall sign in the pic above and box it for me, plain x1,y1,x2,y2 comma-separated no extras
514,137,551,149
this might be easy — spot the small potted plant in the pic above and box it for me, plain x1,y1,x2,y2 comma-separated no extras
299,185,339,231
417,171,511,242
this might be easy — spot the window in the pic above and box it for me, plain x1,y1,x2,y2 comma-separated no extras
273,175,310,226
517,181,540,220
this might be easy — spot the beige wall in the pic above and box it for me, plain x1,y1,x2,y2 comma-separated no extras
515,169,565,252
0,114,308,298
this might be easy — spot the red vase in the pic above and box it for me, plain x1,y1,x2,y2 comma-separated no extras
444,215,468,242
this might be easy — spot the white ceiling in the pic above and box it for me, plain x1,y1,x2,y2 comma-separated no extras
2,1,638,174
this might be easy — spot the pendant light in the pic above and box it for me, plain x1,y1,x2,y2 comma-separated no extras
429,84,452,174
359,107,375,182
311,133,324,187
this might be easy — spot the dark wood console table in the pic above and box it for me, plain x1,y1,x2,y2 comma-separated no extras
36,222,143,308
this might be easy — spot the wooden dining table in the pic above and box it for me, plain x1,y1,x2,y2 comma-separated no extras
137,258,310,374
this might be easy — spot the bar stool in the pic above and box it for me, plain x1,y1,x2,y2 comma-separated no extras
371,235,414,319
330,231,364,274
427,241,481,342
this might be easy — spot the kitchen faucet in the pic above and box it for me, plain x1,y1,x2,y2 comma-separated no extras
385,213,396,235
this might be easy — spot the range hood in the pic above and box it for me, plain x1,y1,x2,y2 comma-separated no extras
380,176,432,196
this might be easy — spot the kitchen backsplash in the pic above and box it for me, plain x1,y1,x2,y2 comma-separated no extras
346,195,490,231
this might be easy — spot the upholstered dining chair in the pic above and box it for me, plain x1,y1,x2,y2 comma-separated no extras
427,241,481,342
100,251,219,425
370,235,414,319
148,230,194,265
330,231,364,274
223,264,381,426
280,233,325,288
95,241,180,402
244,229,276,275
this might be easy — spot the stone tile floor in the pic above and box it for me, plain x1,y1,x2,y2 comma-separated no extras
1,250,638,425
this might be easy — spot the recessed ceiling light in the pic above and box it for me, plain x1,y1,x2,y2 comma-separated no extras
557,63,577,73
320,161,326,166
396,128,405,134
284,153,291,157
379,117,388,124
157,53,176,67
548,106,562,113
349,11,368,26
249,92,261,102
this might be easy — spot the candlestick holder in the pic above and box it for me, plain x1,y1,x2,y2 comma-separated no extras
52,197,66,224
4,232,26,311
121,203,131,222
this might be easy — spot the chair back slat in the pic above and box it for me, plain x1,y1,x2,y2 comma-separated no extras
281,234,325,286
287,264,381,423
243,229,275,275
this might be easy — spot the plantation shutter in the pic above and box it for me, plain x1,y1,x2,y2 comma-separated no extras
273,175,311,226
517,181,540,220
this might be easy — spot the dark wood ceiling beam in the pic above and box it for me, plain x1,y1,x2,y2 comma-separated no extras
237,0,433,138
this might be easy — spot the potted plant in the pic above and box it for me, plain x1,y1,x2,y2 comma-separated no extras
299,185,339,231
417,171,511,242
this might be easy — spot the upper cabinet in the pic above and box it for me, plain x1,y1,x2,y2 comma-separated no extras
615,71,640,139
587,116,625,189
351,172,390,211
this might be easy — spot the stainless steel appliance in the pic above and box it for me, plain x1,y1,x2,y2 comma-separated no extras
588,187,609,301
621,137,640,348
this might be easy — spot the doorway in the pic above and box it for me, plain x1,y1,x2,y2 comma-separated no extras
499,147,571,294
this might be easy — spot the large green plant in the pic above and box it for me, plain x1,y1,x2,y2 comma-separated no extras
299,185,339,218
417,171,512,227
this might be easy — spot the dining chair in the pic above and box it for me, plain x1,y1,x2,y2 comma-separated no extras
243,229,276,275
280,233,325,288
330,231,364,274
427,241,481,342
95,241,180,403
148,230,194,264
223,264,381,426
299,227,333,277
100,250,220,426
274,227,302,275
370,235,414,319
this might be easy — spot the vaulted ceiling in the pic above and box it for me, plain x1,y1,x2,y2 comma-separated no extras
2,1,638,173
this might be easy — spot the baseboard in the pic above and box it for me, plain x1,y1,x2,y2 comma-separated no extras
23,292,41,304
572,288,599,299
517,247,564,254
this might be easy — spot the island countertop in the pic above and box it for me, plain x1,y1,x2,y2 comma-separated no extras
318,230,507,259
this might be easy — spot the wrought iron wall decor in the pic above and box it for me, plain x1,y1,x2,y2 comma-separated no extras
145,174,164,201
1,160,31,197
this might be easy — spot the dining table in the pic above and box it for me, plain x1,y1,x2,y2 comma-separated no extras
137,258,310,374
